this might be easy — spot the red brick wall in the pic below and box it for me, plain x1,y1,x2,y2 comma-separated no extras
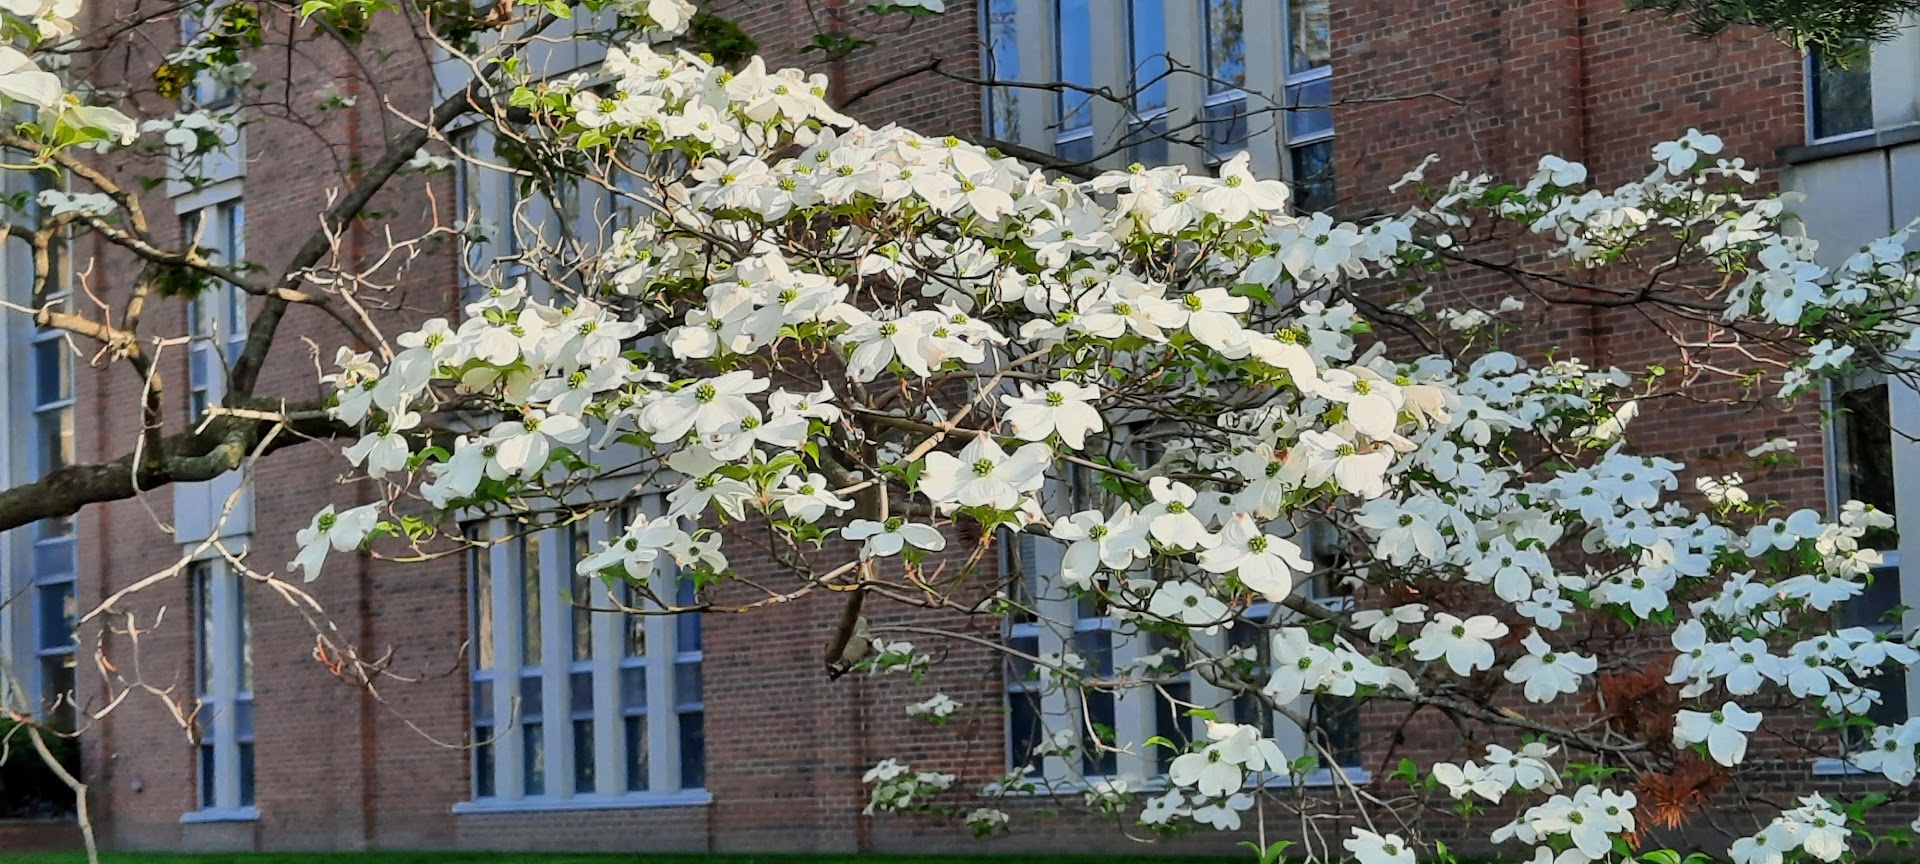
52,0,1850,855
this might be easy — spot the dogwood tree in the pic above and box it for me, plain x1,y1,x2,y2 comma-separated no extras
6,1,1920,863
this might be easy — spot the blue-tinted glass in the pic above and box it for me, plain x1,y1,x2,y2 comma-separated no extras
678,711,705,789
620,665,648,711
1203,0,1246,93
674,661,703,709
1811,44,1872,141
33,537,74,581
985,0,1021,141
238,742,255,806
624,715,649,791
37,410,72,473
472,678,494,723
199,744,217,809
1129,1,1168,113
1290,139,1336,212
522,723,546,795
33,339,69,406
1056,0,1093,131
474,730,496,798
1205,97,1249,160
1155,682,1193,774
573,718,595,794
1007,691,1043,775
35,583,74,651
1126,117,1170,167
1081,691,1118,777
1288,0,1331,74
1286,78,1334,141
675,579,702,652
519,674,543,719
570,670,594,714
1074,630,1114,677
235,699,254,740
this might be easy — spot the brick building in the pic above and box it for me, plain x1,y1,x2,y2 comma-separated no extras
0,0,1912,854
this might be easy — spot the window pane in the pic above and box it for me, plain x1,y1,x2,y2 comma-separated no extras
1288,0,1331,74
624,715,649,791
39,654,75,724
1125,116,1169,166
238,742,255,806
570,670,594,715
237,578,252,693
1312,694,1364,768
469,530,494,670
1056,0,1094,132
571,526,592,662
1204,97,1249,160
472,678,494,723
984,0,1021,141
522,723,546,795
520,532,542,668
572,718,595,794
620,665,648,711
1080,691,1117,777
1074,630,1114,678
474,729,496,798
1203,0,1246,93
1290,139,1337,213
675,578,702,652
1811,44,1872,141
674,661,703,709
1129,0,1168,113
32,536,75,580
678,711,705,789
1155,682,1194,774
36,410,73,474
235,699,255,741
1006,690,1043,775
1839,561,1903,630
518,674,543,720
194,564,214,697
1286,77,1334,141
33,339,69,406
199,744,217,809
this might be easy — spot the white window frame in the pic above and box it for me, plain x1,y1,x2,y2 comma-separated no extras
987,0,1334,191
181,197,247,421
455,500,708,813
20,171,78,725
1813,376,1920,775
182,554,257,823
1804,44,1875,146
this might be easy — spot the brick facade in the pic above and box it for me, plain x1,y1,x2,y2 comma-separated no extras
29,0,1864,855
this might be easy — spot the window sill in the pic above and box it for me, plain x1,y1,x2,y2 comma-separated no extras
990,767,1369,797
452,790,711,815
1782,122,1920,165
179,806,259,824
1810,757,1868,777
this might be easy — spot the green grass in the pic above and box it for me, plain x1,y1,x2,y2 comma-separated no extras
0,854,1239,864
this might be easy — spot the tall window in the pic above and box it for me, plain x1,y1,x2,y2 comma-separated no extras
466,509,706,806
1054,0,1095,162
26,173,77,725
191,560,255,814
1829,380,1909,747
982,0,1021,143
1125,1,1172,165
180,2,240,109
1200,0,1248,161
1284,0,1335,210
1808,42,1872,143
182,200,247,420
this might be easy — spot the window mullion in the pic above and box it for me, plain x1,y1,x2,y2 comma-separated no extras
1241,0,1285,177
645,559,679,793
588,511,623,795
1109,622,1153,781
1885,377,1920,718
489,518,524,799
1013,0,1055,148
209,562,241,810
538,526,571,796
